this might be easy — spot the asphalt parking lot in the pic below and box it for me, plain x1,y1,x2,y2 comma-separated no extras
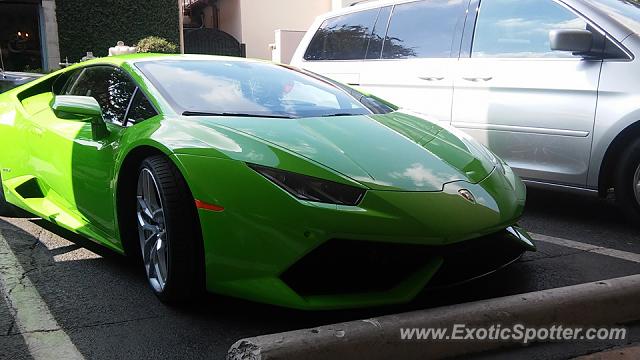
0,187,639,359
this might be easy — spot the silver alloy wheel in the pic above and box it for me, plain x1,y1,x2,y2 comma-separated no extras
635,164,640,206
136,168,169,293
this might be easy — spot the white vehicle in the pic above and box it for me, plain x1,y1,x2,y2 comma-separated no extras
291,0,640,221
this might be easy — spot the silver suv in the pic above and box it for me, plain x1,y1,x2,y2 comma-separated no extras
291,0,640,221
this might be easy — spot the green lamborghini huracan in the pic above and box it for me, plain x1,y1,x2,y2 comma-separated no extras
0,54,535,309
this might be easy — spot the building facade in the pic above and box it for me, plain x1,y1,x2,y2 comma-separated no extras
0,0,361,72
183,0,365,61
0,0,59,72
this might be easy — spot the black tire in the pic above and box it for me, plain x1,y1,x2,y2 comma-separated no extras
135,155,204,304
614,138,640,224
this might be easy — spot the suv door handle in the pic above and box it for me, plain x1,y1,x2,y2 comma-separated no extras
462,76,493,82
418,76,445,81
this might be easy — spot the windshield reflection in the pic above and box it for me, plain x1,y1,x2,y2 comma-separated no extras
136,59,371,119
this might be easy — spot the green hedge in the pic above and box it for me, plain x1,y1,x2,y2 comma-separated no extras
55,0,180,62
136,36,178,54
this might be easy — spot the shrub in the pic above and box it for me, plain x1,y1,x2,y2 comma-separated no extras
136,36,178,54
55,0,180,61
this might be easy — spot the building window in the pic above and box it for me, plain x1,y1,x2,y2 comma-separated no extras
0,2,42,72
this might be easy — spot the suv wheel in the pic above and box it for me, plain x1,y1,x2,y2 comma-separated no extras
614,138,640,224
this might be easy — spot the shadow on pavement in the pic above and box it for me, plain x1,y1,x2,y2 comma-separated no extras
0,184,638,359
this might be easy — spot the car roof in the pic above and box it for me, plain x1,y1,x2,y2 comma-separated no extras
316,0,418,19
69,53,271,69
76,53,266,68
314,0,635,45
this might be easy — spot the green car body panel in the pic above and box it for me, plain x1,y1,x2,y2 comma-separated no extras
0,54,533,309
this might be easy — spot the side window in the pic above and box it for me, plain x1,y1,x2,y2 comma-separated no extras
365,6,392,59
125,88,157,126
472,0,588,58
303,8,380,60
66,66,137,125
52,69,81,95
382,0,466,59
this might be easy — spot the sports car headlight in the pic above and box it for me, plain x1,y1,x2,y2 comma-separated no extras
248,164,366,205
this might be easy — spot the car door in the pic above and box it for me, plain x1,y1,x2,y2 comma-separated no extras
451,0,602,186
299,6,382,86
27,65,150,240
299,0,467,123
358,0,467,123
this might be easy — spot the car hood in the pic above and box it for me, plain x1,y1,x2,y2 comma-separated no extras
180,112,496,192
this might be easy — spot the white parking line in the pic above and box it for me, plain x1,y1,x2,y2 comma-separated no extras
531,233,640,264
0,214,637,360
0,232,84,360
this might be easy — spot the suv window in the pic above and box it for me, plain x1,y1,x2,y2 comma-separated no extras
382,0,466,59
125,88,157,126
472,0,588,58
365,6,392,59
304,8,380,60
586,0,640,35
66,66,137,125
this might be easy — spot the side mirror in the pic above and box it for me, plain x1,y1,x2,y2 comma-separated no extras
51,95,102,117
549,29,593,54
51,95,109,140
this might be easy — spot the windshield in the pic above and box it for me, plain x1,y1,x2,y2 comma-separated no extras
587,0,640,34
136,59,371,118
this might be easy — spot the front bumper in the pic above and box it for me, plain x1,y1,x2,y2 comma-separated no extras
281,226,533,297
177,155,532,310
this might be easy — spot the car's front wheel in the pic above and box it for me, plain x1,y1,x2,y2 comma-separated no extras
136,155,204,303
615,138,640,224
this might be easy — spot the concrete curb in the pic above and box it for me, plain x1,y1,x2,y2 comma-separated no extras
227,274,640,360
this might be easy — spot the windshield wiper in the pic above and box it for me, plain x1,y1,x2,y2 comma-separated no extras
182,111,295,119
320,113,361,117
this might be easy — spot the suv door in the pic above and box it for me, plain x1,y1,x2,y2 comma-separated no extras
451,0,602,186
359,0,467,122
301,7,382,86
299,0,467,123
